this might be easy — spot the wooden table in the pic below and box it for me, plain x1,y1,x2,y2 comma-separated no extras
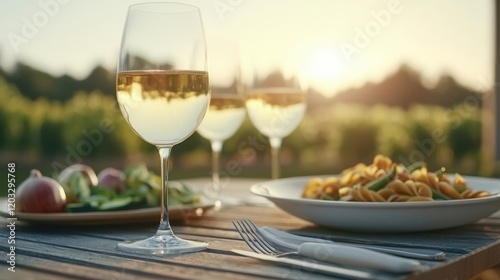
1,178,500,280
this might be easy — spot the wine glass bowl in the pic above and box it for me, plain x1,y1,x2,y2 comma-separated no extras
115,3,209,254
197,94,246,143
245,87,306,139
117,70,210,145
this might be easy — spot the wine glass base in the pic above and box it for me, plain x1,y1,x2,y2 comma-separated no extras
116,233,208,255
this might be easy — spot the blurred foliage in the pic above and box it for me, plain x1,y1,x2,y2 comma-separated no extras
4,63,115,101
0,77,487,177
296,103,484,175
0,77,138,158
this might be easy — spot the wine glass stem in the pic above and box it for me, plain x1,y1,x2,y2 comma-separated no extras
157,146,173,233
211,140,223,192
270,137,282,179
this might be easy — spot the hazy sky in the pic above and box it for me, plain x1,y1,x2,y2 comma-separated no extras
0,0,494,96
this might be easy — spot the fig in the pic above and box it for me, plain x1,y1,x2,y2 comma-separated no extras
58,164,96,203
97,168,126,193
17,169,67,213
58,164,98,187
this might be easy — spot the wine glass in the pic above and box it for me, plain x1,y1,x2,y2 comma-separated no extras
115,3,209,254
197,94,245,194
245,70,306,179
197,40,245,197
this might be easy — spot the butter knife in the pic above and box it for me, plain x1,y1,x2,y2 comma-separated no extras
232,249,375,280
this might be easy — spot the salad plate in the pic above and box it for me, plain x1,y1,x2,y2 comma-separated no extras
250,175,500,232
0,199,216,225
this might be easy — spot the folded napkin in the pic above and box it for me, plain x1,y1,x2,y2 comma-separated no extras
258,226,446,261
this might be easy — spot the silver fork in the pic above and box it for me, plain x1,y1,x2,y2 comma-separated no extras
231,220,377,279
232,221,376,280
232,219,422,274
239,219,445,260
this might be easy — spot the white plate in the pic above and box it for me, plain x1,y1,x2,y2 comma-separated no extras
0,198,216,225
250,175,500,233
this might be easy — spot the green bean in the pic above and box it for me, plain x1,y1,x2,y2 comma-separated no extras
434,167,446,177
367,167,396,191
406,161,426,172
432,189,451,200
431,167,450,200
321,194,335,201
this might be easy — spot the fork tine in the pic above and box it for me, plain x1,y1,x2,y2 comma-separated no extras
233,219,281,256
232,221,264,254
240,219,279,254
243,219,266,236
232,220,270,254
240,220,278,255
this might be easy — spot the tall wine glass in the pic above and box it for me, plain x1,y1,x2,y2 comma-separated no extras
116,3,209,254
197,94,245,194
197,40,245,196
245,70,306,179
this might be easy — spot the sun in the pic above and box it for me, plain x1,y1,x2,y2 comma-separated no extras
302,48,344,94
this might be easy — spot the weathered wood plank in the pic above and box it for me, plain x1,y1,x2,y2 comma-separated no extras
0,226,476,280
176,206,313,230
0,240,274,280
0,232,336,280
4,208,500,279
0,255,156,280
0,265,77,280
407,239,500,280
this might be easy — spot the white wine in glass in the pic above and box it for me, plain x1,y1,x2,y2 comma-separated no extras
246,86,306,179
118,71,210,144
197,94,245,194
116,3,209,254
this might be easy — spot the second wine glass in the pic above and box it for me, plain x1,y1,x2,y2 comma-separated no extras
245,71,306,179
197,41,245,196
197,94,245,195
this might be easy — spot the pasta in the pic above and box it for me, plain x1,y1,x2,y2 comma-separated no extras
302,155,492,202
